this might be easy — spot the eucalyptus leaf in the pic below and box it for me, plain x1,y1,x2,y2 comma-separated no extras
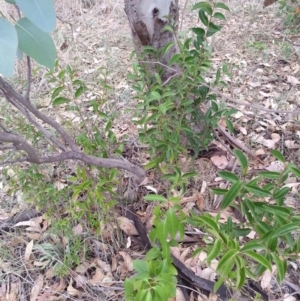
16,0,56,32
15,18,56,69
0,18,18,77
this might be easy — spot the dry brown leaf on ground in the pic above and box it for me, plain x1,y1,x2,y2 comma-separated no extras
94,259,112,273
266,160,285,172
119,251,133,271
208,292,218,301
261,269,272,290
180,246,191,262
92,240,109,251
74,274,88,288
24,240,34,262
75,261,90,274
67,278,80,297
287,75,300,85
175,287,186,301
53,278,67,293
261,265,277,290
283,294,296,301
26,233,42,240
210,155,228,169
285,140,299,149
201,267,217,282
117,216,138,235
88,267,105,286
13,218,42,233
30,274,44,301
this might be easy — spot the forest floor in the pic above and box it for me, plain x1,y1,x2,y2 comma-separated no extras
0,0,300,300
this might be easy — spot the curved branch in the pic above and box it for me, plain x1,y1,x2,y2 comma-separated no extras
0,77,79,151
0,132,146,180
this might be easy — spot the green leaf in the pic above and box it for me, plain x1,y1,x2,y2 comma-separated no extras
188,215,219,233
220,180,243,210
217,249,239,275
207,22,221,37
213,12,226,20
15,18,56,69
244,185,272,197
191,27,205,36
169,53,182,66
232,227,251,237
75,85,87,98
236,266,246,290
244,251,272,271
166,208,180,240
51,86,64,100
258,171,281,180
0,18,18,77
270,150,285,163
144,195,167,202
291,167,300,178
146,248,160,261
162,41,174,57
218,171,239,182
215,2,230,11
207,239,221,263
226,119,234,133
16,0,56,32
271,253,285,283
210,188,228,195
272,223,299,237
234,149,248,174
198,10,209,26
262,204,291,218
192,2,212,10
133,260,148,274
52,97,71,106
273,187,290,200
5,0,15,3
267,236,278,252
240,242,266,252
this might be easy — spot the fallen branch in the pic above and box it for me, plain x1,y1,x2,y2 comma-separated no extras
217,124,256,157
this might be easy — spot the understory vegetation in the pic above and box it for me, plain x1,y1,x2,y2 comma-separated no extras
0,0,300,300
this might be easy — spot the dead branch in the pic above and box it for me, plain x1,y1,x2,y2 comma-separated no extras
0,76,79,151
0,75,146,180
0,132,146,179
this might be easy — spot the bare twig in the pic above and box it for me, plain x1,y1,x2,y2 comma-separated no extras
4,94,67,150
0,146,15,151
25,56,31,100
0,77,79,151
217,124,256,157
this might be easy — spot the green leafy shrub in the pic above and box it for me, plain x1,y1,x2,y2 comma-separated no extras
129,2,233,168
188,149,300,292
277,0,300,31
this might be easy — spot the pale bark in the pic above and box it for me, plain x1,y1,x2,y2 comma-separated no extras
124,0,179,80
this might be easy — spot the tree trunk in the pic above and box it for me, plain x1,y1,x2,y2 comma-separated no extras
124,0,179,80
